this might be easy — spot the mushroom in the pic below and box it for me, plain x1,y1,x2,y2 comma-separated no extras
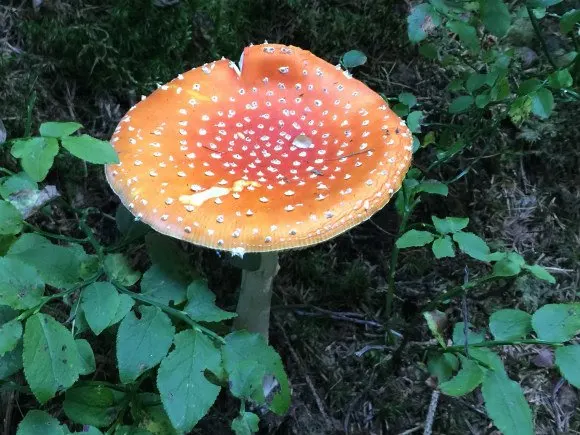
105,43,413,340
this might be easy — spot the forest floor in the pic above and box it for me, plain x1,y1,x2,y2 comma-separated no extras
1,1,579,434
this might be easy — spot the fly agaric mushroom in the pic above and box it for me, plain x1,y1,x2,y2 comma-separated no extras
105,43,412,339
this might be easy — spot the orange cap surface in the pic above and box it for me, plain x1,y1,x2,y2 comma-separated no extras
105,43,412,253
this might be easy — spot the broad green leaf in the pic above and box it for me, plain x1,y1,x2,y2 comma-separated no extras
39,122,82,138
0,172,38,199
482,370,533,435
517,78,543,96
7,233,93,288
453,231,490,261
0,257,45,309
141,264,188,306
432,236,455,258
555,345,580,388
81,282,123,335
475,92,491,108
110,294,135,326
61,135,119,164
223,331,290,414
71,428,103,435
117,306,174,383
64,385,126,427
114,426,152,435
398,92,417,108
439,356,484,396
132,393,179,435
406,110,423,133
184,279,236,322
532,303,580,342
465,73,487,94
75,339,96,375
0,235,15,256
531,88,554,119
560,9,580,34
469,348,505,372
492,256,522,277
414,180,448,196
509,95,533,124
490,309,532,340
0,319,22,356
11,137,59,182
407,4,442,43
104,254,141,286
446,21,480,53
427,353,459,382
231,411,260,435
23,313,81,403
432,216,469,234
0,200,23,235
481,0,511,37
449,95,474,113
341,50,367,68
548,69,573,89
522,264,555,283
419,43,438,59
453,322,485,345
157,330,222,432
490,76,510,101
396,230,435,249
0,342,23,380
16,410,66,435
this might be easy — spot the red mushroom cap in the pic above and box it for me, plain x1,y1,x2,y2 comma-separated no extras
105,43,412,253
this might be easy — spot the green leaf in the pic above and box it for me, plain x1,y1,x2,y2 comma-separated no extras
396,230,435,249
480,0,511,37
439,356,484,396
406,110,423,133
132,393,179,435
0,200,23,235
517,78,543,96
0,342,23,380
419,43,438,59
23,313,81,403
407,4,442,43
489,309,532,340
60,135,119,164
16,410,66,435
64,385,126,427
453,231,490,261
560,9,580,34
475,92,491,108
117,306,174,383
223,331,290,414
522,264,555,283
141,264,188,306
0,319,23,356
449,95,474,113
0,172,38,199
465,73,487,94
492,255,523,277
414,180,448,196
81,282,125,335
555,345,580,388
453,322,485,345
7,233,93,289
446,21,480,53
71,428,103,435
469,348,505,372
104,254,141,286
548,69,573,89
482,370,533,435
341,50,367,68
11,137,59,182
114,426,152,435
490,76,510,101
184,279,236,322
231,411,260,435
157,329,222,432
75,339,96,375
398,92,417,108
0,257,45,309
531,303,580,342
432,216,469,234
39,122,82,138
427,353,459,382
531,88,554,119
110,294,135,326
527,0,562,8
432,236,455,258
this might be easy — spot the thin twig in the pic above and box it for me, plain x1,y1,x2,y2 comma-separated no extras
462,266,470,357
423,390,440,435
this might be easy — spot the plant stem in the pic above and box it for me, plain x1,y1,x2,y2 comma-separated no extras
527,6,558,70
423,274,499,311
22,222,89,244
443,338,565,351
233,251,280,340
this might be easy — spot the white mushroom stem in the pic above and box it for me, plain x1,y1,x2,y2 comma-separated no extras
233,251,280,340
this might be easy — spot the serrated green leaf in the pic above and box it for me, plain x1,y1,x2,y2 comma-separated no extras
23,313,81,403
482,370,533,435
492,257,522,277
104,254,141,286
517,79,543,96
407,4,442,43
432,236,455,258
341,50,367,68
141,264,188,306
481,0,511,37
453,322,485,345
449,95,474,113
75,339,96,375
184,279,236,322
64,385,126,427
110,294,135,326
117,306,174,383
231,411,260,435
0,257,45,309
432,216,469,234
396,230,435,249
223,331,290,414
531,88,554,119
61,135,119,164
446,21,480,53
419,43,438,59
398,92,417,108
0,319,22,356
0,200,23,235
453,231,490,261
560,9,580,34
427,353,459,382
548,69,573,89
39,122,82,138
439,356,484,396
414,180,448,196
81,282,124,335
0,172,38,200
16,410,66,435
531,303,580,342
490,309,532,340
522,264,556,283
114,426,153,435
157,330,221,432
11,137,59,182
555,345,580,388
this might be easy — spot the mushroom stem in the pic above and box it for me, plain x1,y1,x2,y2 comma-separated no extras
233,251,280,340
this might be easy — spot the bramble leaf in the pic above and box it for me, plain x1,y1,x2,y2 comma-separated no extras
453,231,490,261
61,135,119,164
489,309,532,340
16,410,66,435
432,216,469,234
408,4,442,43
555,345,580,388
341,50,367,68
0,319,23,356
104,254,141,286
231,411,260,435
75,339,96,375
481,0,511,37
81,282,124,335
0,200,23,235
432,236,455,258
449,95,474,113
64,384,126,427
531,88,554,119
184,279,236,322
39,121,82,138
396,230,435,249
532,303,580,342
11,137,59,182
141,264,188,306
0,257,45,309
439,356,483,396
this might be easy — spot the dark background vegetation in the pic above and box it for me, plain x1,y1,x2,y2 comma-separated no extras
1,0,579,433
